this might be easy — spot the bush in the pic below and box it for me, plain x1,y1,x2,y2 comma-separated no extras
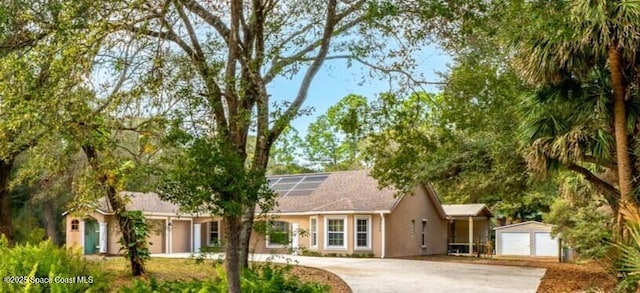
544,199,613,259
123,263,330,293
614,207,640,292
0,237,109,292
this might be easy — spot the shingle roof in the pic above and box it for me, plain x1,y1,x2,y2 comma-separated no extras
96,192,183,214
269,170,401,213
442,204,492,217
91,170,431,215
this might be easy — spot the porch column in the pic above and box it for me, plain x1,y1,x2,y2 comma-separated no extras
99,222,107,253
193,223,201,252
468,216,473,256
167,218,172,253
380,212,386,259
292,223,300,255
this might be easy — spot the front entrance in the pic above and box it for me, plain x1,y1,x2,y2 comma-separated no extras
84,218,99,254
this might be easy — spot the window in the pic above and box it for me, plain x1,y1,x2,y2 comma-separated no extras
325,216,347,249
71,220,79,231
354,216,371,250
267,221,290,247
209,221,220,246
309,217,318,248
422,219,427,248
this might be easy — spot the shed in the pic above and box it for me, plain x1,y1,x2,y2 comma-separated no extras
493,221,559,257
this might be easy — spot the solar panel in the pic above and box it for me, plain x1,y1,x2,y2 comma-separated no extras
272,183,297,191
267,173,329,197
285,190,314,197
277,176,305,184
302,175,329,182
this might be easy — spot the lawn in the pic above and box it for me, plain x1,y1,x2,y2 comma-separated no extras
404,255,616,293
87,256,350,292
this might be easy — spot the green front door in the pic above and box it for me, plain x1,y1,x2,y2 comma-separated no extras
84,219,99,254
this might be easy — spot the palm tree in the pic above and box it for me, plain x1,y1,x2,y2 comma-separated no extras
511,1,640,223
519,65,640,215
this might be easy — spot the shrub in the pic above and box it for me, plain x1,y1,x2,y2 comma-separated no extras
123,263,330,292
544,199,613,259
0,237,109,292
614,207,640,292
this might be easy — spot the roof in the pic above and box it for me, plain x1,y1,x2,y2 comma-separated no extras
95,192,184,215
79,170,448,217
267,170,402,213
493,221,555,230
442,204,493,217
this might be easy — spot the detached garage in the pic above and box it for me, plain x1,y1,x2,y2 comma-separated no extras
494,221,559,257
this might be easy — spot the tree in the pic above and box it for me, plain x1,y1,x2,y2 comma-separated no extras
365,80,556,221
267,127,313,175
303,94,369,171
509,1,640,228
0,0,100,241
113,1,428,291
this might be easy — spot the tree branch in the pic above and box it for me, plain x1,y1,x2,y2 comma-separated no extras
565,162,620,212
267,0,339,144
181,0,231,43
173,0,206,60
264,9,365,84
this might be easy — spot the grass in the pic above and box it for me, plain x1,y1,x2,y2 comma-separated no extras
88,257,222,289
86,256,350,292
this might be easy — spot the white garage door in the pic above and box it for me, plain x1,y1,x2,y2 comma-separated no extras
534,232,558,256
501,232,530,255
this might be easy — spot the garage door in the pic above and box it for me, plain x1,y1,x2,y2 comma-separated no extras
534,232,558,256
171,220,191,253
501,232,530,255
147,220,166,254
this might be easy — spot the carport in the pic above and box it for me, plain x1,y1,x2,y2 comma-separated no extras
494,221,559,257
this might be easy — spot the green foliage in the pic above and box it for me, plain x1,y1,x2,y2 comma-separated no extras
614,208,640,292
545,198,612,259
158,133,275,216
268,127,314,175
303,94,369,171
122,264,329,293
0,237,109,292
118,210,151,266
12,218,45,246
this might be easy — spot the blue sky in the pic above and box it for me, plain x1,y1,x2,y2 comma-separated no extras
267,44,451,137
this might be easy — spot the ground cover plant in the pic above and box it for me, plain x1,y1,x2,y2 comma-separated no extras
0,238,110,292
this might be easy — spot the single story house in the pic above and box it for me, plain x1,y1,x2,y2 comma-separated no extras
65,170,492,258
494,221,559,257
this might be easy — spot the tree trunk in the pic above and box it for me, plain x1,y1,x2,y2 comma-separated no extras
41,200,58,245
225,215,243,293
0,159,13,242
117,211,144,276
609,47,636,231
239,205,256,269
82,145,145,276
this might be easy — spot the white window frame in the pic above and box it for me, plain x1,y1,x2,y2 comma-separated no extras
309,216,318,249
324,215,347,250
266,221,290,248
208,220,220,246
353,215,372,250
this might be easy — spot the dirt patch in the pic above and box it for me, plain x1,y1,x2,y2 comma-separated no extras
402,255,616,293
288,265,351,293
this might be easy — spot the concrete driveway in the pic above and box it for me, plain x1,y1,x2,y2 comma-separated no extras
154,253,546,292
